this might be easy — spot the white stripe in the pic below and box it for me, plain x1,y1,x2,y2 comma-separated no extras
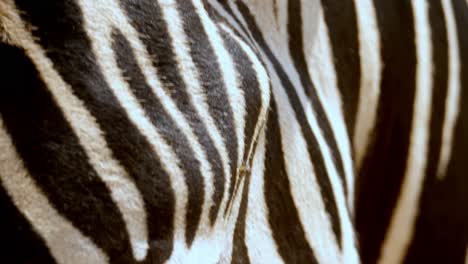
0,2,149,260
239,8,356,258
228,3,357,262
190,0,248,224
77,0,245,261
206,0,256,50
218,25,271,215
0,121,108,264
306,7,356,213
245,129,284,264
158,0,220,235
379,1,433,263
302,0,321,52
218,23,271,191
241,0,288,50
77,0,189,257
270,68,342,264
437,0,461,179
226,177,250,263
353,0,382,171
155,1,255,261
306,10,359,263
192,0,247,186
219,23,275,263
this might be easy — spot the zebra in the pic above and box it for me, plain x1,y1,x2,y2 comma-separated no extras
0,0,466,264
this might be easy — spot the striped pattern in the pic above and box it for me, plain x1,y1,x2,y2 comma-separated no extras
0,0,467,264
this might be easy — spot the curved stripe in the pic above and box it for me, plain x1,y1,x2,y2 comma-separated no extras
0,3,149,260
219,23,272,264
437,0,461,179
191,0,247,218
111,28,206,249
0,121,108,264
319,0,361,140
264,98,319,264
287,0,349,205
353,0,382,171
244,130,284,264
306,7,357,227
233,2,344,253
1,43,139,262
176,0,234,226
156,0,218,240
119,0,219,246
18,1,177,261
230,161,252,264
379,0,433,262
218,24,271,186
224,25,271,160
404,1,455,260
76,0,189,257
356,1,418,261
0,180,55,263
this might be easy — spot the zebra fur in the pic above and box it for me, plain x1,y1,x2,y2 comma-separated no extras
0,0,467,263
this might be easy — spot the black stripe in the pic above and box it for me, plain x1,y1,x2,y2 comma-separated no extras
216,0,253,44
206,0,259,57
273,0,279,25
236,0,343,248
0,178,56,264
230,120,265,264
425,0,449,181
15,1,176,262
405,0,449,261
220,29,264,264
406,0,468,262
288,0,349,201
230,174,252,264
174,0,237,224
120,0,234,229
355,1,417,263
0,42,134,262
320,0,361,139
263,99,318,264
219,28,264,216
111,29,204,247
